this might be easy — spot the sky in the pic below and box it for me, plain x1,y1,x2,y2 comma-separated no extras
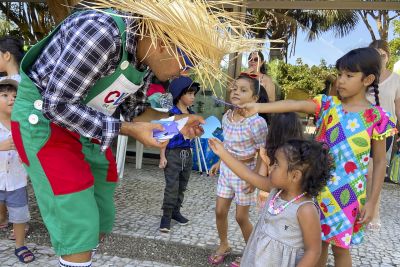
241,13,397,68
286,18,396,66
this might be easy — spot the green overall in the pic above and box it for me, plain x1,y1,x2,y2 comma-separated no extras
11,11,147,255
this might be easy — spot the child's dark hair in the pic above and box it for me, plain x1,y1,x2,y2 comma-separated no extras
0,83,17,93
173,82,199,105
335,47,381,106
248,51,267,74
277,139,333,197
0,36,24,65
369,39,390,58
266,113,303,160
237,75,269,121
236,75,265,98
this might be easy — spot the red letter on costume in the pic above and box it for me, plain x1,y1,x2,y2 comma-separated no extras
104,91,121,103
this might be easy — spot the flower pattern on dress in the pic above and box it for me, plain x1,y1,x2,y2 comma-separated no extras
360,154,369,166
355,180,364,193
346,118,360,132
363,108,377,123
342,233,352,247
328,174,341,186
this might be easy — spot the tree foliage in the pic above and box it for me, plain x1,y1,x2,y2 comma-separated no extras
388,20,400,71
247,9,358,61
357,9,399,42
0,2,54,44
267,59,336,99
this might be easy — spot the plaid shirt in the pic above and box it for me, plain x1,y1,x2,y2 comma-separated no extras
28,10,153,151
222,109,268,160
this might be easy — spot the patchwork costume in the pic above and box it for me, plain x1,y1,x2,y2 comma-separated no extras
11,10,151,255
313,95,396,248
217,110,268,206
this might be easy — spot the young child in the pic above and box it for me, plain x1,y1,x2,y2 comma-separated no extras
257,113,304,210
0,36,23,230
0,79,34,263
0,36,24,82
209,138,333,267
208,75,268,265
159,76,199,233
239,47,397,266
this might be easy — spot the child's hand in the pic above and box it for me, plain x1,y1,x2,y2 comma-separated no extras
208,138,225,156
159,157,167,169
0,137,15,151
358,201,375,225
176,114,205,139
243,182,255,194
238,102,259,117
209,161,220,176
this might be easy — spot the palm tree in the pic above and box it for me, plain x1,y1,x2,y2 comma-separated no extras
247,9,359,61
0,2,54,44
357,10,399,42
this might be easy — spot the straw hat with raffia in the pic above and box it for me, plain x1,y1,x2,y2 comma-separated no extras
80,0,268,89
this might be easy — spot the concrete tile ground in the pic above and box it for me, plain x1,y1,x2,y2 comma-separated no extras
1,158,399,266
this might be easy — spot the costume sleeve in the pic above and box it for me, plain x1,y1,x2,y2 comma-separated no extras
311,94,330,120
372,108,398,140
250,116,268,149
41,16,121,152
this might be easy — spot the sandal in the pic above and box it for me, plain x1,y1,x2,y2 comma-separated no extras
230,256,241,267
8,225,30,240
14,246,35,263
208,247,232,265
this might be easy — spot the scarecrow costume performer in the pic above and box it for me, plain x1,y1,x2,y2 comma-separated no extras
11,0,261,266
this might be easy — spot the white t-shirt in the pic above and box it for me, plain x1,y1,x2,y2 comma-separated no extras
0,122,27,191
367,72,400,122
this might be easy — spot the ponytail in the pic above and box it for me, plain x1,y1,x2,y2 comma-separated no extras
372,83,380,106
0,36,24,65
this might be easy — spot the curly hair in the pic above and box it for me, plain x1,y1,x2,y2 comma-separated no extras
277,139,334,197
266,113,303,161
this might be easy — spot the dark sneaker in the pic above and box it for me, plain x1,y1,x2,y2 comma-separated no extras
159,215,171,233
172,211,189,225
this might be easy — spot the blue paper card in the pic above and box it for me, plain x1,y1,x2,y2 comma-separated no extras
152,120,179,140
202,116,221,139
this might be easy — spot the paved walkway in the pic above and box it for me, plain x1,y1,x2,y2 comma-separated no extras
1,157,400,266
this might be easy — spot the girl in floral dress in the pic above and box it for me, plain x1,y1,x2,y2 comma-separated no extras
238,47,397,266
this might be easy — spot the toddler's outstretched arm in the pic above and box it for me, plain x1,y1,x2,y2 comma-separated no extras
297,203,322,267
208,138,272,192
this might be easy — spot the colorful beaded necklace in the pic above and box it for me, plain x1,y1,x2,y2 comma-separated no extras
268,190,307,215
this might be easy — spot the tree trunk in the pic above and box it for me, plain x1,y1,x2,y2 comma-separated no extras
46,0,80,24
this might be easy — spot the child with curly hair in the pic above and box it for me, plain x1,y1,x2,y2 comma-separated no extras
209,138,333,267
